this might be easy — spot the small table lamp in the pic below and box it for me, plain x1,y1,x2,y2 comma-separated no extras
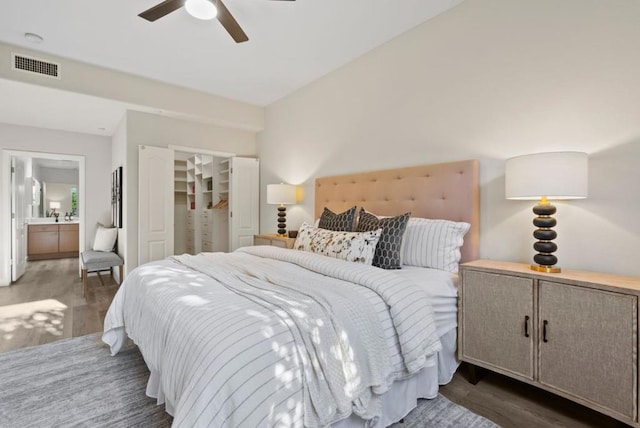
505,151,588,273
49,201,61,216
267,183,297,236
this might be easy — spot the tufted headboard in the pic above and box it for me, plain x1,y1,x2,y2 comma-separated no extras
315,160,480,264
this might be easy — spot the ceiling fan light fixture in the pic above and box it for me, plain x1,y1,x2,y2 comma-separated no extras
185,0,218,20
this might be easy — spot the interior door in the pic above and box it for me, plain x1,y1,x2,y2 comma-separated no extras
229,157,259,251
11,156,27,282
138,146,174,265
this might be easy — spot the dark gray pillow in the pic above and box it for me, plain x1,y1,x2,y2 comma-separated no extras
357,209,411,269
318,206,357,232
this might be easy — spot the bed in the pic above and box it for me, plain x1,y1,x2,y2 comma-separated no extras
103,159,480,427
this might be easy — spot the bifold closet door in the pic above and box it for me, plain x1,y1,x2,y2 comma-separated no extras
138,145,174,265
229,157,259,251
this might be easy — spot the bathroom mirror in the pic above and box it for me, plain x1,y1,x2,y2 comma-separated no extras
30,158,80,218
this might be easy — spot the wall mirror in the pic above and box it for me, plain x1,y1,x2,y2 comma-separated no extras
30,158,80,218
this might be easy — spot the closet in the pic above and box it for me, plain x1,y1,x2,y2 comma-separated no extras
139,146,259,265
173,151,259,256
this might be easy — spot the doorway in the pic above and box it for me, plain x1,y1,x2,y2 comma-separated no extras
0,150,86,285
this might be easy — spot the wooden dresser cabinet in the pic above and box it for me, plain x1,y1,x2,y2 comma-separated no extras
459,260,639,426
28,223,79,260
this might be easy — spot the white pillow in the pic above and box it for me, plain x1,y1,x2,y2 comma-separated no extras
93,225,118,252
294,222,382,265
401,218,471,273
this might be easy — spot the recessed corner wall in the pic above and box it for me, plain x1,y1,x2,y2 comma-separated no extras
258,0,640,276
122,110,258,274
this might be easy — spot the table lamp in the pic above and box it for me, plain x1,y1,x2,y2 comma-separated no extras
267,183,297,236
49,201,61,216
505,151,588,273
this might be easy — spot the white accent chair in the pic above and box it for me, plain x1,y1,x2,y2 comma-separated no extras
81,251,124,297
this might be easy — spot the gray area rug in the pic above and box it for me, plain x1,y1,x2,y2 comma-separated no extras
0,334,498,427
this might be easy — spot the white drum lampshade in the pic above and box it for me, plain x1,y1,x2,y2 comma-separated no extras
49,201,61,215
505,151,588,272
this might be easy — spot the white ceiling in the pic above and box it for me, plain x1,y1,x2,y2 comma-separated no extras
0,0,463,106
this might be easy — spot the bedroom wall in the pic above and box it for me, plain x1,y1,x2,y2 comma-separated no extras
0,122,112,285
258,0,640,276
123,110,258,273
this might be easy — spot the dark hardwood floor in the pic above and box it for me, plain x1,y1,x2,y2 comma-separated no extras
0,258,118,354
439,363,628,428
0,261,629,427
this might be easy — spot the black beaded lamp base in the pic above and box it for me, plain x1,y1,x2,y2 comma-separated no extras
531,198,560,273
277,205,287,236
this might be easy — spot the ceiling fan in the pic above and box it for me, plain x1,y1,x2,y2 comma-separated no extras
138,0,295,44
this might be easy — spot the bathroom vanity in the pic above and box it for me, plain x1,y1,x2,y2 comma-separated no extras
27,222,79,260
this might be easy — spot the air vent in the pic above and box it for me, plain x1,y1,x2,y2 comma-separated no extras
11,53,61,79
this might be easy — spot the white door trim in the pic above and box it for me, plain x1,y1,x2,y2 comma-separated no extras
0,149,86,286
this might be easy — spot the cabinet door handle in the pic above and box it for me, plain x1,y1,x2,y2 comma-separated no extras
543,320,549,343
524,315,530,338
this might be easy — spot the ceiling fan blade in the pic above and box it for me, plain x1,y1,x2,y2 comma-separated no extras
139,0,186,22
215,0,249,43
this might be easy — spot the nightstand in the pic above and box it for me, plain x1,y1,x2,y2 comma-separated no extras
253,234,296,249
458,259,640,426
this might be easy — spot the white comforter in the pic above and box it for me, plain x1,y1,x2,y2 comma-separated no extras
103,246,441,427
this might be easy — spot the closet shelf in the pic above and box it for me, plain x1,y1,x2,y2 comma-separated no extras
220,169,229,174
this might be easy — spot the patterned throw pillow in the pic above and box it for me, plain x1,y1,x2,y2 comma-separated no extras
401,218,471,273
294,222,382,264
356,209,411,269
318,206,357,232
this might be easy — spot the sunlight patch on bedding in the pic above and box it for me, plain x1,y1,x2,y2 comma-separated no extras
269,359,304,427
246,309,271,322
262,325,274,339
290,308,307,319
327,329,360,398
138,264,208,284
270,398,303,428
177,295,208,306
147,277,172,286
275,363,294,383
